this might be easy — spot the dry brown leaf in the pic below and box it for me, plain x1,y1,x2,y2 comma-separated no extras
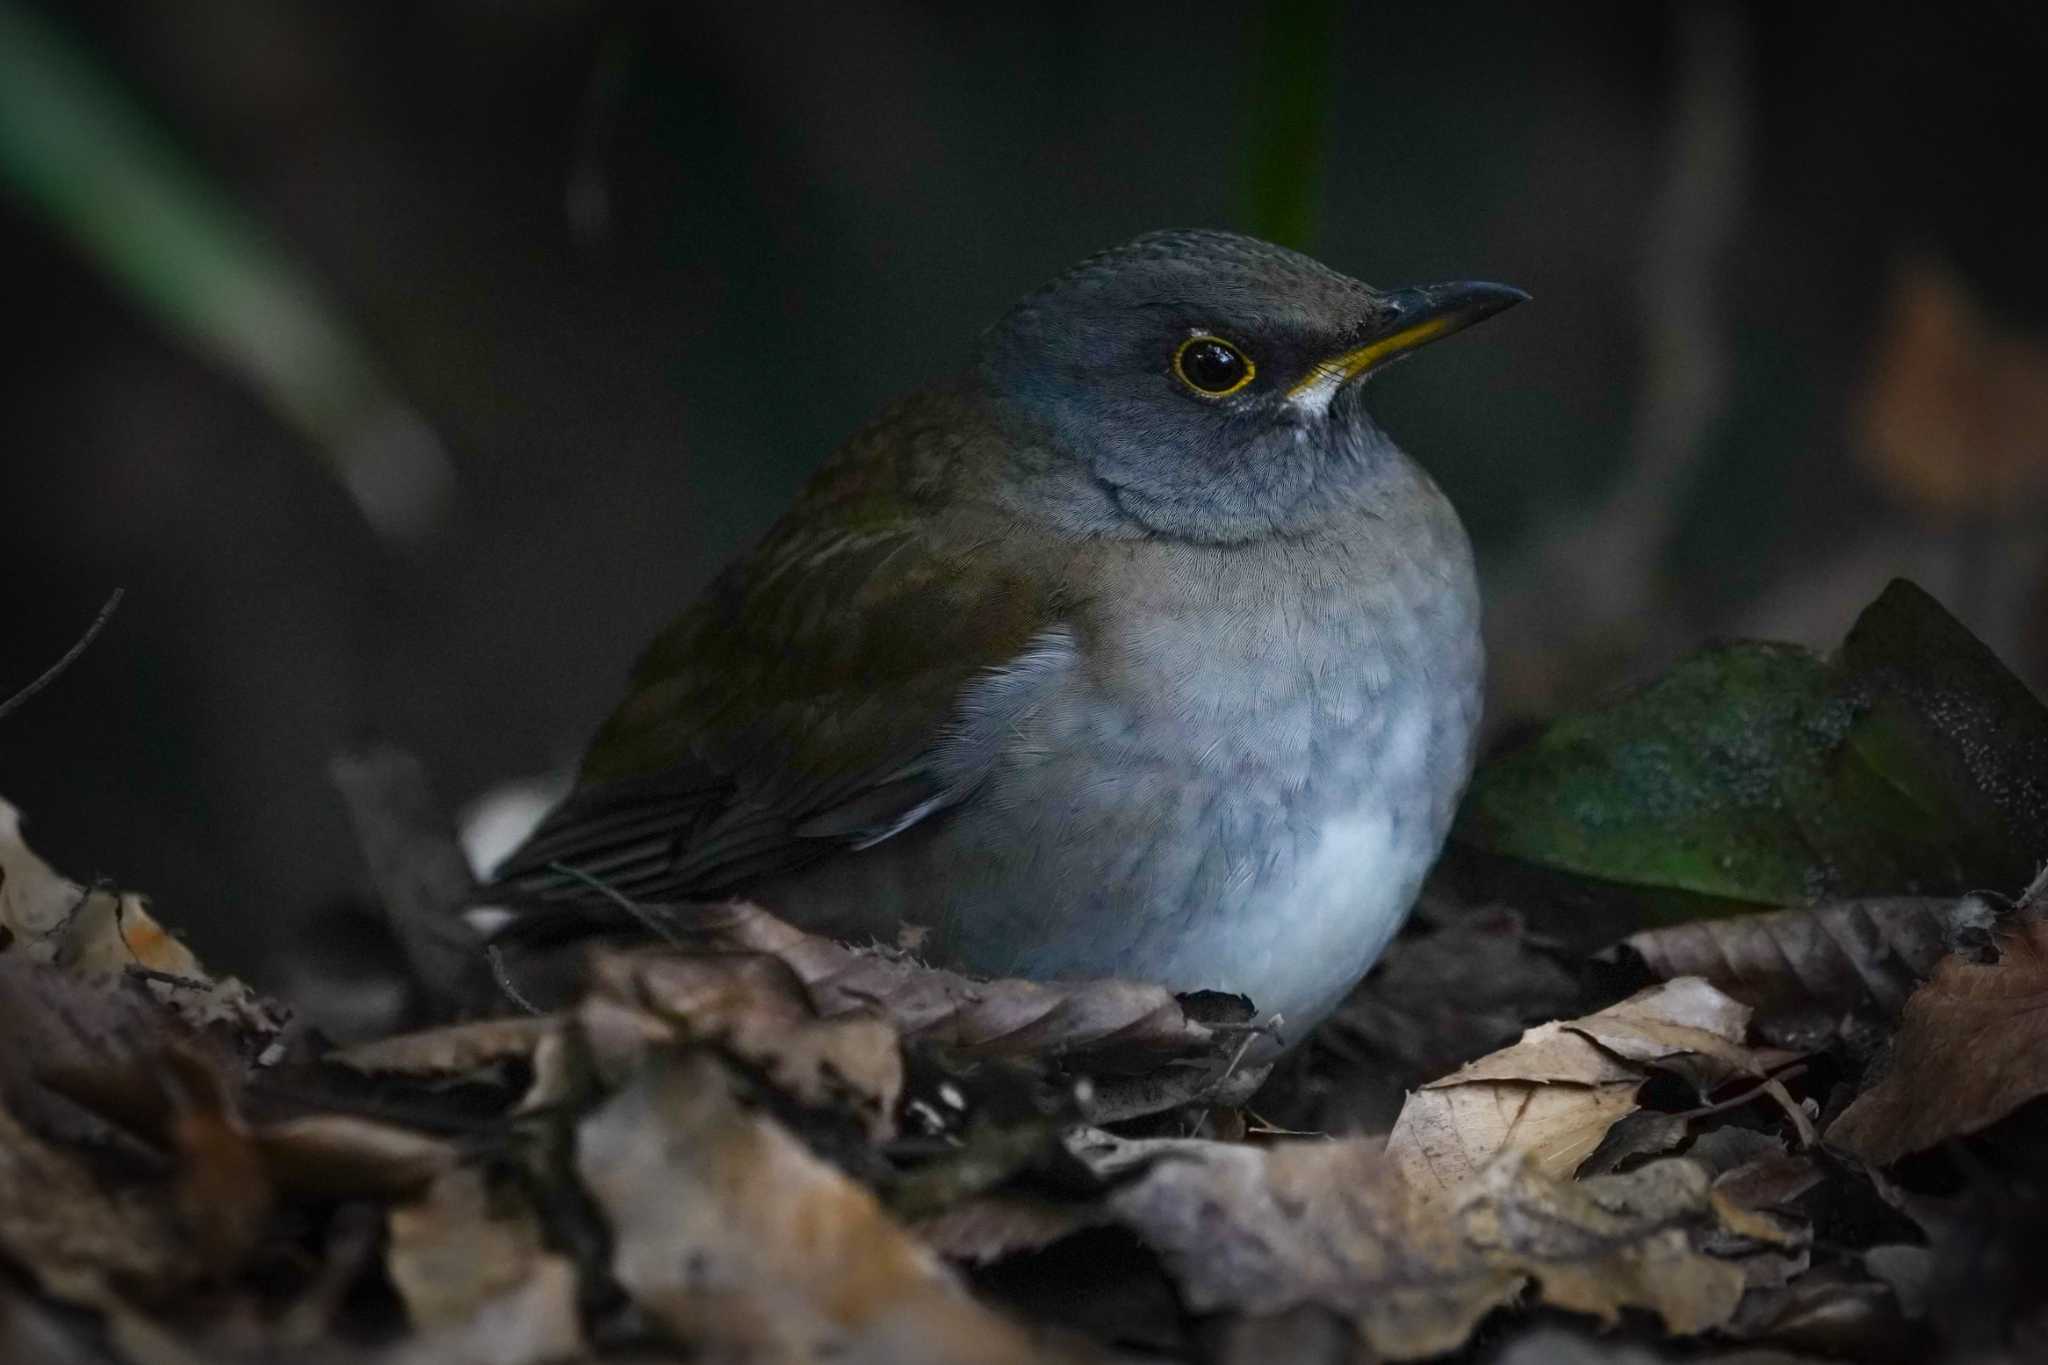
1712,1154,1822,1215
1826,914,2048,1164
0,1103,192,1305
1727,1266,1911,1358
576,1049,1089,1363
592,947,903,1140
1389,1079,1641,1191
639,900,1223,1061
329,1015,557,1080
1388,978,1790,1196
912,1194,1105,1265
250,1114,456,1200
1106,1138,1748,1360
1473,1157,1749,1336
1579,1111,1693,1177
1566,977,1752,1072
0,799,204,979
387,1165,584,1361
1613,897,1993,1026
379,1257,585,1365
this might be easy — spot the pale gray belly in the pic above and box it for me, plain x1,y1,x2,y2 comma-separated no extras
764,594,1481,1040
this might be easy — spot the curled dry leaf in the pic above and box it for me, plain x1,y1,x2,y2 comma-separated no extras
0,799,202,978
912,1194,1105,1266
1612,896,1996,1027
1105,1137,1749,1360
1826,913,2048,1165
1310,904,1583,1132
636,899,1224,1061
250,1114,456,1200
329,1014,557,1081
380,1258,585,1365
386,1166,585,1362
0,1103,192,1306
591,947,903,1141
575,1050,1088,1364
1387,978,1798,1197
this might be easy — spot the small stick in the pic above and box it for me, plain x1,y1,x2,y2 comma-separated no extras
545,860,684,947
0,588,124,723
487,944,545,1016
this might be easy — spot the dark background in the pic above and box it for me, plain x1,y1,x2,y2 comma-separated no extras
3,1,2044,1003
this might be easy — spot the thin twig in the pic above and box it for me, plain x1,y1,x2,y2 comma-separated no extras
125,965,215,993
487,944,545,1017
0,588,124,723
545,860,684,946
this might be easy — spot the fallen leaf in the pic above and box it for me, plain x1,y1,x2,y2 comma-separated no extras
1105,1138,1749,1359
576,1049,1091,1363
328,1015,557,1080
592,947,903,1140
1826,914,2048,1164
0,1102,192,1304
587,899,1229,1062
1455,582,2048,913
1726,1266,1915,1358
912,1194,1104,1265
1612,896,1996,1026
0,799,203,978
250,1114,456,1200
380,1256,585,1365
387,1166,580,1353
1388,978,1790,1195
1580,1111,1692,1177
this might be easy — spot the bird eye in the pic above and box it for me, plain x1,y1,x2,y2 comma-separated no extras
1173,335,1255,397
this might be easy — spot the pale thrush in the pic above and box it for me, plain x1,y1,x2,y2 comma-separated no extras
493,229,1524,1044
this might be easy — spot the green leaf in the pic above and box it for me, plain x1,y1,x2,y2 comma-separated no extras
1456,580,2048,910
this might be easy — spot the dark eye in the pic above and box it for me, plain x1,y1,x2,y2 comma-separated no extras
1173,335,1255,397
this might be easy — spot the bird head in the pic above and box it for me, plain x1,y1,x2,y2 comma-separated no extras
977,228,1525,544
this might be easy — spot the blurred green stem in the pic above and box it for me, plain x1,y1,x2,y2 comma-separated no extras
0,1,450,539
1239,0,1339,252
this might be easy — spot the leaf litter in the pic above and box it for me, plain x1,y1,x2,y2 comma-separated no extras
3,576,2045,1362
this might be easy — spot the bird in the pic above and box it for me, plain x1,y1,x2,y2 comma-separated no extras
491,229,1524,1047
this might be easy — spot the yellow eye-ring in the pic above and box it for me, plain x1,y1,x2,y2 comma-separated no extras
1172,335,1255,397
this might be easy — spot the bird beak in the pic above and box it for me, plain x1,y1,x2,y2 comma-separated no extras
1288,280,1528,403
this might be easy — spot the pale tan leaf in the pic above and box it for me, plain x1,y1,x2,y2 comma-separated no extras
576,1051,1092,1363
1565,977,1752,1068
1467,1157,1748,1336
1826,914,2048,1164
329,1015,556,1080
1388,977,1790,1195
1390,1081,1640,1194
387,1166,581,1358
381,1256,585,1365
1107,1139,1749,1359
1420,1021,1642,1089
0,798,203,979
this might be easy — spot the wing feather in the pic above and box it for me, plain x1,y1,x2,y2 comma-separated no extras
489,390,1080,927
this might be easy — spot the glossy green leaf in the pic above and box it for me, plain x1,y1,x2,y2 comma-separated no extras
1456,580,2048,908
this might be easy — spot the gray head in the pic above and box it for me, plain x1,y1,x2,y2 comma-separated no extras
977,229,1524,544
